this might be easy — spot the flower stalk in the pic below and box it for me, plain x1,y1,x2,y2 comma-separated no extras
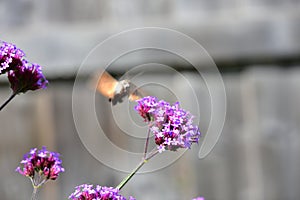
117,149,159,190
143,123,152,159
0,92,17,111
31,187,39,200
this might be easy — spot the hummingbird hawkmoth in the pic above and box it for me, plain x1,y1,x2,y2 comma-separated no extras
94,70,144,105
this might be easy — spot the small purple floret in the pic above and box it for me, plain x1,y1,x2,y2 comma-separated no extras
135,96,158,122
68,184,135,200
135,96,201,153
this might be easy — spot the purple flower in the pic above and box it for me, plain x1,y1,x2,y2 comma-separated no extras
0,41,25,74
16,147,64,188
135,96,201,153
0,41,48,111
192,197,205,200
0,40,48,94
68,184,135,200
8,62,48,94
135,96,158,122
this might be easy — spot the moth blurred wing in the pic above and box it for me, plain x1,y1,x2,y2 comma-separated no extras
128,83,145,101
128,93,142,101
96,71,118,99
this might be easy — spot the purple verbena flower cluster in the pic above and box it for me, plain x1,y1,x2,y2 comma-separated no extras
69,184,136,200
0,41,48,94
135,96,201,153
16,147,64,187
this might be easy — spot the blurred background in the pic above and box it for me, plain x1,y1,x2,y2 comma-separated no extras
1,0,300,200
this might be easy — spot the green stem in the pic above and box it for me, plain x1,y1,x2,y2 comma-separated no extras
0,92,17,111
116,159,147,190
143,128,151,159
31,187,39,200
116,149,159,190
143,122,154,158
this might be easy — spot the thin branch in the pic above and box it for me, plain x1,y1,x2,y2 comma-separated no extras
0,92,17,111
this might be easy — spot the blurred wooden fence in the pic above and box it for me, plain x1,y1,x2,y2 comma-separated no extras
1,0,300,199
0,67,300,200
1,0,300,76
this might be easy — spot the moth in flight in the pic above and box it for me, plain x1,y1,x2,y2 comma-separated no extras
94,70,144,105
